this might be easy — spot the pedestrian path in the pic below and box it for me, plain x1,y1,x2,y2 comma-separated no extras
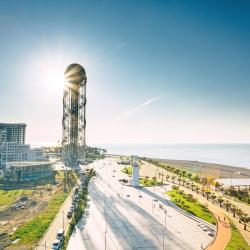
206,211,231,250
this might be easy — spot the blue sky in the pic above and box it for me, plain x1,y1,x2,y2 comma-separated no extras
0,0,250,144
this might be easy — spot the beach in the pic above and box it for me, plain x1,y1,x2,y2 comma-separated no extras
151,158,250,179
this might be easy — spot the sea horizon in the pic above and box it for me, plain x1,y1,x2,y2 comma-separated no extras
92,143,250,170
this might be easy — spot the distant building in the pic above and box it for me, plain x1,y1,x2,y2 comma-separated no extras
0,123,46,167
0,123,26,144
6,162,54,181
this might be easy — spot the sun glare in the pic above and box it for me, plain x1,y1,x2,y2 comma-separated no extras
28,51,69,94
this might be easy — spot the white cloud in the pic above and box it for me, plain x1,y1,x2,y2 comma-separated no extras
112,96,160,122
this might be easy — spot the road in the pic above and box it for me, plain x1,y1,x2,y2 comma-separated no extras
36,185,75,250
67,158,213,250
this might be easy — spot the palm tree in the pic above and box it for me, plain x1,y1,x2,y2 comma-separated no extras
224,200,231,212
166,174,170,182
171,175,176,183
237,209,243,223
194,175,200,183
191,183,195,191
241,214,250,230
217,196,224,207
175,169,181,176
201,187,206,197
205,190,211,200
181,170,187,177
182,179,186,186
187,173,192,179
231,205,237,218
177,177,182,185
211,193,217,204
195,186,200,194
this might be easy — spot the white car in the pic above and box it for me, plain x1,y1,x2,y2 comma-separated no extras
51,239,61,250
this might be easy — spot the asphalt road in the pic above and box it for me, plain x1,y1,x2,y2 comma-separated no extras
67,158,213,250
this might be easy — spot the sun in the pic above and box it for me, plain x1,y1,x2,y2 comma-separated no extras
28,50,70,94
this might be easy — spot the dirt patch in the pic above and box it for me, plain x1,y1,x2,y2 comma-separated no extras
0,183,63,236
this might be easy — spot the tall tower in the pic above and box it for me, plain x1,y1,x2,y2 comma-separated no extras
62,64,87,166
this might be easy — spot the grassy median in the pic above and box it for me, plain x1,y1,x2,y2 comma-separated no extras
167,187,216,225
225,222,250,250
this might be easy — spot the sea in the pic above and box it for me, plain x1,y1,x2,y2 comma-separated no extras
93,143,250,169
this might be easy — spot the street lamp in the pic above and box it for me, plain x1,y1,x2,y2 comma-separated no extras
164,210,167,229
36,240,48,250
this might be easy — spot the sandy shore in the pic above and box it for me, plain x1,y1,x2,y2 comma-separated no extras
148,158,250,179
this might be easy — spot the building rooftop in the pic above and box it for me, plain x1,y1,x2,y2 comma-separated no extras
8,161,52,168
0,123,26,127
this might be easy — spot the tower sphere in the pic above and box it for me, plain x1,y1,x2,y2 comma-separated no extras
64,63,86,85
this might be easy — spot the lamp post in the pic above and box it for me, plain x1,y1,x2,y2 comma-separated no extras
36,240,47,250
164,210,167,229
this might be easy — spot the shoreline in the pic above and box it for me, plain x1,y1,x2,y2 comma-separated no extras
146,158,250,179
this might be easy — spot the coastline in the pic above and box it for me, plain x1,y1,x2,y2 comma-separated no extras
146,158,250,179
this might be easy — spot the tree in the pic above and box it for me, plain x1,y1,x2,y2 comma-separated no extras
194,175,200,183
237,209,243,223
195,186,200,194
175,169,181,176
187,173,192,179
201,187,206,197
177,177,182,185
211,193,217,204
224,200,231,212
241,214,250,230
205,189,211,200
214,181,221,191
181,170,187,177
231,205,237,218
165,174,170,182
171,175,176,183
217,196,224,207
182,179,186,186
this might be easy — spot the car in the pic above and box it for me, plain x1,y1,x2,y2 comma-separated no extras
208,232,215,237
112,175,115,177
67,211,73,219
126,194,130,197
51,239,61,250
139,195,142,198
56,228,64,241
113,170,116,172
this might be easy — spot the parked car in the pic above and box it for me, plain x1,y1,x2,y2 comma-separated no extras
56,228,64,241
67,211,73,219
51,239,61,250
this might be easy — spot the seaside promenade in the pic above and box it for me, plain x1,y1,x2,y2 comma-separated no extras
140,161,250,247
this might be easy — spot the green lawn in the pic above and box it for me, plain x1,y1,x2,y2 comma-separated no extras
121,166,133,175
140,177,161,186
12,171,77,246
167,189,217,225
225,222,250,250
0,190,33,206
12,191,67,244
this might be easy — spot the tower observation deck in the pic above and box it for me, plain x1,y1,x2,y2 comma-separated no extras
62,63,87,166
